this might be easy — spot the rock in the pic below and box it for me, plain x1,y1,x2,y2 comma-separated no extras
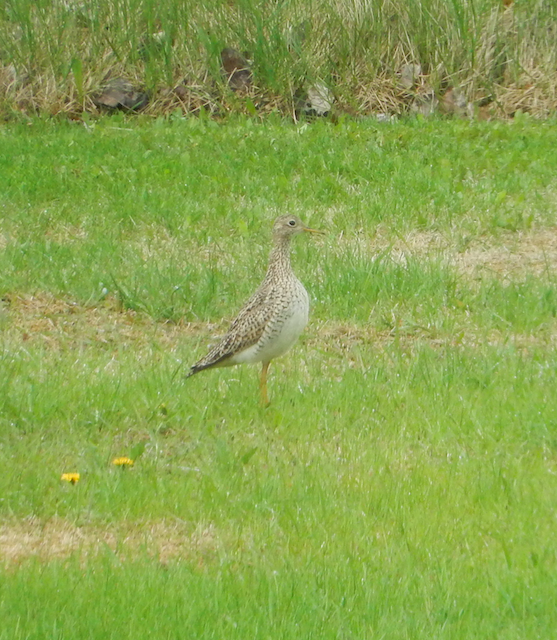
296,82,333,117
477,104,494,120
173,84,188,101
220,48,252,91
94,78,149,111
308,84,333,115
410,90,438,116
399,64,422,91
375,113,396,123
440,87,471,117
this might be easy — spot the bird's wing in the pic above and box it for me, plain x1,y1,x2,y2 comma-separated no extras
188,285,276,375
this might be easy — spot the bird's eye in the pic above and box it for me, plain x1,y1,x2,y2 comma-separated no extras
288,219,296,227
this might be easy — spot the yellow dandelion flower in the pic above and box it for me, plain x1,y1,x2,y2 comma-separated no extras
61,472,80,484
112,456,134,467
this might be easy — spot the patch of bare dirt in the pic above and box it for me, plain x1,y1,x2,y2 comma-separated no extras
311,319,557,356
0,517,223,565
0,293,225,351
453,229,557,278
344,227,557,279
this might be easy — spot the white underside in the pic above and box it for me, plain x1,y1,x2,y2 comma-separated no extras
230,291,309,365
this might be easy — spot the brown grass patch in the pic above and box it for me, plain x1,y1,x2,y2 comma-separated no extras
454,229,557,278
0,291,546,360
311,319,557,357
0,517,224,565
344,226,557,280
1,292,223,351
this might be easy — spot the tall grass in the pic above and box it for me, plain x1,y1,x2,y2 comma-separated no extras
1,0,556,118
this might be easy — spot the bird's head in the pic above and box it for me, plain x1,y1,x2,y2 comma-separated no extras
272,215,324,239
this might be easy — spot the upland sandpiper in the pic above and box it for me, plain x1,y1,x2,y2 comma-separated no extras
187,215,323,404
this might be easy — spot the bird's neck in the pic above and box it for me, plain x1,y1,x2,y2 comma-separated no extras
265,235,293,280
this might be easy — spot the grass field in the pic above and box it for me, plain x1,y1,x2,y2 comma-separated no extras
1,115,557,638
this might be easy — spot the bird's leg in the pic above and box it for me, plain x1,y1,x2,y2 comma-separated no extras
260,361,270,406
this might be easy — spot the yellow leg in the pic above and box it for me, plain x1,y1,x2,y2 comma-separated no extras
260,361,270,406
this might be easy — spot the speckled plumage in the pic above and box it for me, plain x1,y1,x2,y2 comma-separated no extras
188,215,322,403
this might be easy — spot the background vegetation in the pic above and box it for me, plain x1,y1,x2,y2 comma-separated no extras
1,0,557,119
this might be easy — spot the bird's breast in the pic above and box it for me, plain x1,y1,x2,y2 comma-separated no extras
232,280,309,365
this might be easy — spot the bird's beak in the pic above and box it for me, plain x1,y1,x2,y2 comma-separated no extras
303,226,325,235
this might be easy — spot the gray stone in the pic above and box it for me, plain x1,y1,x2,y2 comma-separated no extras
441,87,471,117
221,48,252,91
399,64,422,91
307,84,333,115
410,90,439,117
95,78,149,111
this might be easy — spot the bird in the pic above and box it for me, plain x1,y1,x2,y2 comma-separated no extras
187,215,323,405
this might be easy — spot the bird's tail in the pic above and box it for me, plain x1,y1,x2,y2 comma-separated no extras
186,362,213,378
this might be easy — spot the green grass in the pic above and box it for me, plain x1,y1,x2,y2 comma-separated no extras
1,116,557,638
2,115,557,312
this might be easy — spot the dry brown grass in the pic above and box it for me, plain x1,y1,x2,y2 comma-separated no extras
339,226,557,280
0,517,223,565
312,317,557,357
1,1,556,119
0,292,217,351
